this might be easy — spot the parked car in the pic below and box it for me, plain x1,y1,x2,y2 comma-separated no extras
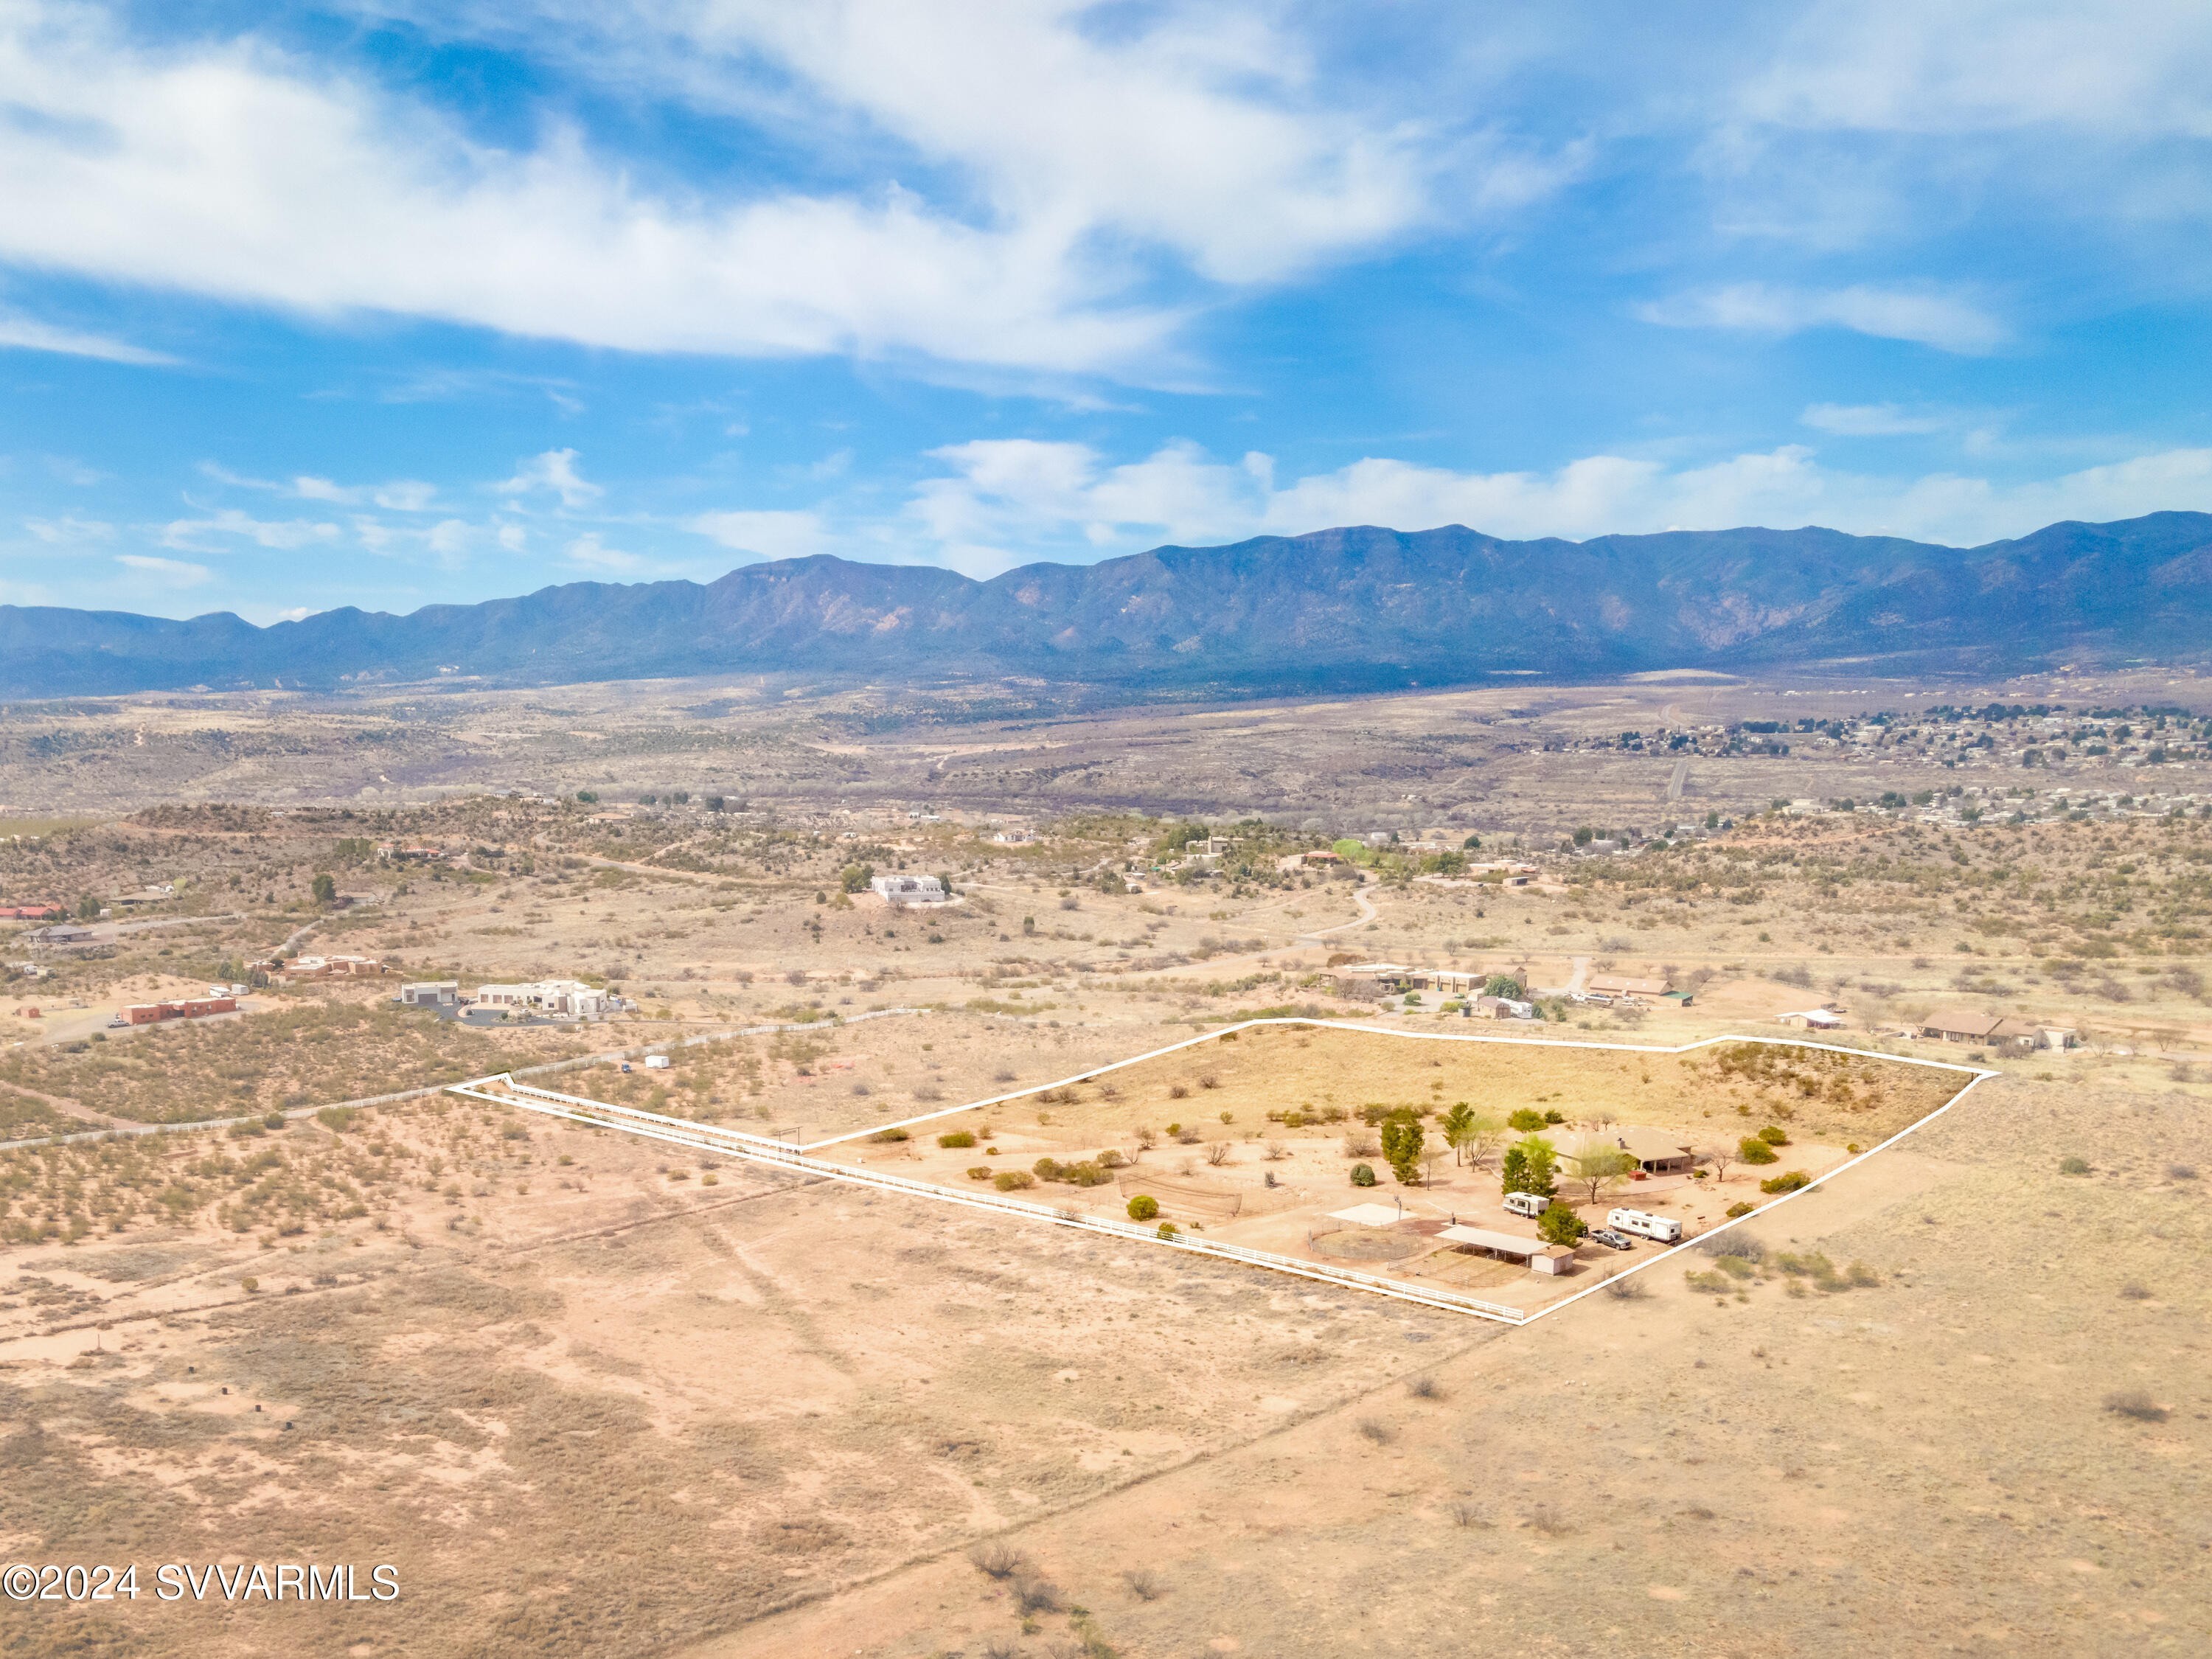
1587,1227,1635,1251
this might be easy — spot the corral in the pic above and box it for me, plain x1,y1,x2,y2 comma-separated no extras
453,1020,1983,1322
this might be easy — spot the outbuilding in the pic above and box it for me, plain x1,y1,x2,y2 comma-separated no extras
1436,1223,1571,1273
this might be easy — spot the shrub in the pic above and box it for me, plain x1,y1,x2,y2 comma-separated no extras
967,1166,993,1180
938,1130,976,1149
1066,1161,1110,1187
1725,1201,1755,1217
1603,1273,1649,1300
1507,1107,1546,1132
1122,1568,1163,1601
1034,1156,1063,1180
1739,1137,1780,1165
2059,1155,2090,1175
970,1541,1028,1579
1156,1222,1179,1238
869,1127,911,1143
1127,1194,1159,1221
1542,1108,1565,1124
1760,1169,1811,1194
1407,1375,1441,1399
1537,1204,1587,1245
316,1105,358,1133
1354,1417,1393,1444
2104,1390,2168,1423
1168,1083,1189,1099
1700,1229,1761,1260
1012,1573,1062,1616
1757,1124,1790,1146
993,1170,1035,1192
240,1276,260,1293
1349,1162,1378,1186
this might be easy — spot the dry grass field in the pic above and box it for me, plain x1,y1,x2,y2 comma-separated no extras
2,673,2210,1657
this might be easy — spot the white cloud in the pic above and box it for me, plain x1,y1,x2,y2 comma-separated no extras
0,1,1565,380
494,449,602,509
903,435,2212,565
1800,402,1951,436
116,552,212,586
1638,282,2006,353
564,532,641,571
1740,0,2212,138
0,6,1228,376
0,305,173,364
24,515,114,544
159,509,342,552
662,1,1439,286
688,510,828,562
293,475,439,510
909,438,1270,573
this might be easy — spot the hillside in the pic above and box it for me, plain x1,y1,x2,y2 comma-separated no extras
5,511,2210,698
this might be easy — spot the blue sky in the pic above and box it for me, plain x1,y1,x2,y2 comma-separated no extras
3,0,2211,622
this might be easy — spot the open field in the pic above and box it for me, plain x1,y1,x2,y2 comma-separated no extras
799,1023,1973,1316
2,674,2210,1656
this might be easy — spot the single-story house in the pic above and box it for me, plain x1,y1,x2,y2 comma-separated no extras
1916,1009,2045,1051
1469,994,1537,1020
1587,973,1671,999
870,873,948,905
1778,1007,1846,1030
0,902,64,921
399,981,460,1007
282,953,386,980
475,979,614,1019
126,995,236,1025
1559,1127,1696,1175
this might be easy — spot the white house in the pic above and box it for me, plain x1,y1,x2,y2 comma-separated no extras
473,979,614,1019
870,874,948,905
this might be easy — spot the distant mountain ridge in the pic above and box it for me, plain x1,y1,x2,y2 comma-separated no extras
6,512,2211,698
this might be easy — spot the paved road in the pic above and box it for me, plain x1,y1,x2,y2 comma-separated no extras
1666,758,1689,803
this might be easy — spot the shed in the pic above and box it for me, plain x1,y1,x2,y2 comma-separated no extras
1436,1224,1545,1265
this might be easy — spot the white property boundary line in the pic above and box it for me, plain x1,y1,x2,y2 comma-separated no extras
447,1073,1530,1324
445,1018,1993,1327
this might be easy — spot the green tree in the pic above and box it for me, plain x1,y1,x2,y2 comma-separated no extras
1483,973,1524,1000
1440,1102,1503,1168
1537,1204,1587,1246
840,863,874,894
1380,1111,1425,1184
1501,1135,1558,1198
310,872,337,905
75,894,100,921
1739,1136,1779,1166
1564,1141,1638,1207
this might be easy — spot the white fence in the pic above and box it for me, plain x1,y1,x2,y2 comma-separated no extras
450,1073,1530,1324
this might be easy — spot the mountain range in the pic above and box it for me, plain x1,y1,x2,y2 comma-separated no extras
7,512,2211,700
